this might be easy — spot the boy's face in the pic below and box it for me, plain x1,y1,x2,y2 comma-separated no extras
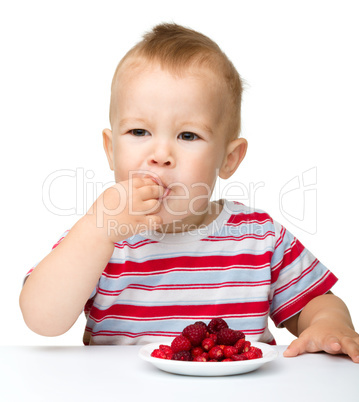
103,59,246,228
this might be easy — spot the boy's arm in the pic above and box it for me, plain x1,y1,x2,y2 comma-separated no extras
19,178,163,337
282,292,359,363
20,216,114,336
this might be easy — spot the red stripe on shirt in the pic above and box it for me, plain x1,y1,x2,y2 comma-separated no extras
89,301,270,323
203,232,275,242
225,212,273,226
114,239,158,250
271,237,306,284
273,259,320,297
103,252,273,277
271,271,338,326
97,280,272,296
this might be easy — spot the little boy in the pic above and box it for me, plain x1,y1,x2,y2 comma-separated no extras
20,23,359,362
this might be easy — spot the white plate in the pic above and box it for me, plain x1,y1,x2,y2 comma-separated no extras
139,341,278,376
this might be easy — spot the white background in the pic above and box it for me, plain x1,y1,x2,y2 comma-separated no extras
1,0,358,346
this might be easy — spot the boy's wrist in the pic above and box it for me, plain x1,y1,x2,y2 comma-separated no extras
82,206,137,246
298,294,354,333
79,212,119,247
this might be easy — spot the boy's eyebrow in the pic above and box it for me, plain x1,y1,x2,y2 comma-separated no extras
118,117,148,128
118,118,214,135
181,121,213,135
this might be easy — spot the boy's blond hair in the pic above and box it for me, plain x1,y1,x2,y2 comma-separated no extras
110,23,243,138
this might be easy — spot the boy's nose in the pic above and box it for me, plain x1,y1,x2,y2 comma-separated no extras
147,146,175,168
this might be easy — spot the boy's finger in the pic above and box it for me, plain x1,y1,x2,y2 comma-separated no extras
322,336,341,354
338,337,359,363
283,335,323,357
145,215,163,230
129,198,161,215
283,338,307,357
139,184,165,200
141,199,161,214
132,177,158,188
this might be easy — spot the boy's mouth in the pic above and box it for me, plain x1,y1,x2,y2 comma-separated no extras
160,187,171,200
148,176,171,200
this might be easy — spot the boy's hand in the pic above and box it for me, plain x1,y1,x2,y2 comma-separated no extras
88,177,164,244
283,293,359,363
284,320,359,363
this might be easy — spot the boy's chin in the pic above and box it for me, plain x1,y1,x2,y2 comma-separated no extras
155,205,209,233
156,210,189,227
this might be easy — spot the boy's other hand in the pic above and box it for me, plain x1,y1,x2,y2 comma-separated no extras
283,318,359,363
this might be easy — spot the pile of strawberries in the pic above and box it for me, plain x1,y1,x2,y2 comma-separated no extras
151,318,263,362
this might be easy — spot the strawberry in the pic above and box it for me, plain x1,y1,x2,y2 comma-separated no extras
191,346,205,358
209,333,218,343
193,355,207,362
231,354,248,361
208,318,229,334
202,337,216,351
182,323,207,346
151,349,167,359
235,330,245,340
248,346,263,358
223,346,239,358
172,350,193,361
208,345,224,360
242,351,259,360
243,340,251,353
159,344,173,359
194,321,208,331
201,352,209,360
234,338,246,353
217,328,242,345
171,335,192,353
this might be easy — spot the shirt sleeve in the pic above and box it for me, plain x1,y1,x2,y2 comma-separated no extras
269,221,338,327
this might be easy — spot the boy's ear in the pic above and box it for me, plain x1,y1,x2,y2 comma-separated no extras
219,138,247,179
102,128,114,171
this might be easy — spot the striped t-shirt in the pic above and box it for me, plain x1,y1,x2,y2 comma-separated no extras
78,201,337,345
31,200,337,345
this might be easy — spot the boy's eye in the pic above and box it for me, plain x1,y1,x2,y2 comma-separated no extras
129,129,150,137
178,132,199,141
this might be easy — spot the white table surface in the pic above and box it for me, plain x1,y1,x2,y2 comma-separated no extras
0,345,358,402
